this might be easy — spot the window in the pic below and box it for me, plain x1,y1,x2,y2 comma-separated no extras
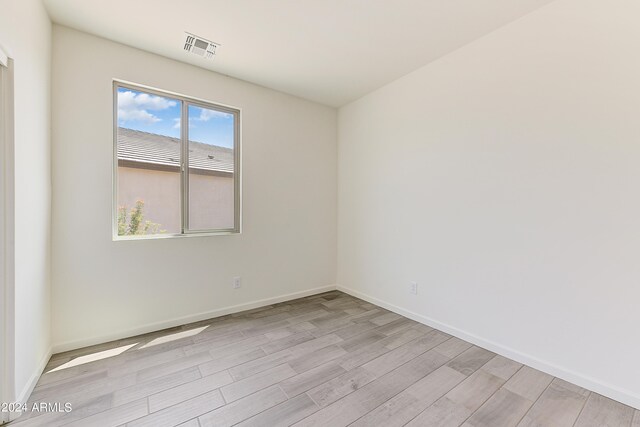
113,82,240,238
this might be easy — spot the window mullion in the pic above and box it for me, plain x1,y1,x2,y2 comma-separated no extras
181,100,189,234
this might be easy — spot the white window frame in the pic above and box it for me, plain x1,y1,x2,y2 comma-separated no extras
112,80,242,240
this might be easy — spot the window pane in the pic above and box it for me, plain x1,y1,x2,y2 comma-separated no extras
187,104,235,231
116,87,182,235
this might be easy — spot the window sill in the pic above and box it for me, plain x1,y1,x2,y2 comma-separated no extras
112,230,240,241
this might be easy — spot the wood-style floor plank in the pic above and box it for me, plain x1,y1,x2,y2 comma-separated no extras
148,370,233,412
573,393,635,427
235,394,319,427
220,363,296,402
306,366,377,408
350,365,466,427
360,330,450,377
294,348,450,427
128,390,224,427
66,398,148,427
9,291,637,427
112,366,202,407
446,346,496,376
502,366,553,402
198,385,288,427
434,337,473,359
461,388,532,427
279,362,346,398
405,358,513,427
287,345,347,373
459,365,551,427
517,378,590,427
175,419,199,427
198,348,266,377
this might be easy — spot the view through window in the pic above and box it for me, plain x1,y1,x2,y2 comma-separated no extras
114,83,239,237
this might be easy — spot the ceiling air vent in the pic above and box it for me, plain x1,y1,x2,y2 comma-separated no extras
184,32,220,59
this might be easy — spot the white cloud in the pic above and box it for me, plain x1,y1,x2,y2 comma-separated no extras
118,108,161,123
194,108,232,122
172,118,181,129
118,90,177,124
118,91,176,111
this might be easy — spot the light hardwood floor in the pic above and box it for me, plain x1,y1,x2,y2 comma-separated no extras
9,291,639,426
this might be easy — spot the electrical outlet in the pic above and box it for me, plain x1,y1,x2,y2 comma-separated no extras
233,277,242,289
409,281,418,295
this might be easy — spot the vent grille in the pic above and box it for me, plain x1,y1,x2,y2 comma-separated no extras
184,32,220,60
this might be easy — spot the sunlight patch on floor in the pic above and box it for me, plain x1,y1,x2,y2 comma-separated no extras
48,343,138,373
139,326,209,349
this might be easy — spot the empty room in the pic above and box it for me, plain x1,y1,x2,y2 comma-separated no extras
1,0,639,426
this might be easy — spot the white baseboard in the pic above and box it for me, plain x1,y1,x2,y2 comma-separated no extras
17,346,52,403
52,285,337,354
8,346,53,422
337,285,640,410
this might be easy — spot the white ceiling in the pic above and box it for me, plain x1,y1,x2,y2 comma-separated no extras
43,0,555,107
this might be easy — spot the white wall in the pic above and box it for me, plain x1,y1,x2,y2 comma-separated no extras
51,26,337,351
0,0,52,404
338,0,640,409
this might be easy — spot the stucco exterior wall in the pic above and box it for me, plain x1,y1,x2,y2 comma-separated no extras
117,166,233,234
189,172,234,230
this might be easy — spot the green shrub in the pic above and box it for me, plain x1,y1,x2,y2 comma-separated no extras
117,199,164,235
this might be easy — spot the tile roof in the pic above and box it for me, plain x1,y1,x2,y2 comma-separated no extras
117,127,234,174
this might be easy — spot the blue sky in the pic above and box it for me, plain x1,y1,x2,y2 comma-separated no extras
117,87,234,148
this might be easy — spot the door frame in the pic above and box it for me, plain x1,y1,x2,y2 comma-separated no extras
0,47,16,424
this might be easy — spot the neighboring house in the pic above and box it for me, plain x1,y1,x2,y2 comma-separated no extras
117,127,234,233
